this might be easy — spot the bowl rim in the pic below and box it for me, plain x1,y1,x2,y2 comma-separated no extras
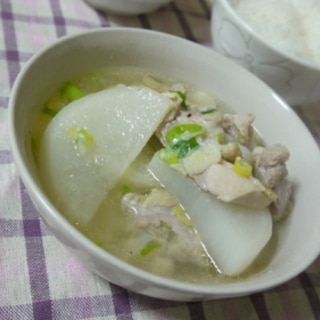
215,0,320,72
8,27,320,298
84,0,172,15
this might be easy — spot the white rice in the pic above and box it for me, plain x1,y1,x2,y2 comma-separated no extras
233,0,320,67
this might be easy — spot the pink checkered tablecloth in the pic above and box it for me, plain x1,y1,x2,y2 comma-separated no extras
1,0,320,319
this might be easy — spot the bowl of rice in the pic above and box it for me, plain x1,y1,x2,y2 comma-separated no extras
211,0,320,106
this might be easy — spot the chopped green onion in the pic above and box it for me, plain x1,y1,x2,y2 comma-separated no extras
43,106,58,118
61,82,85,102
216,131,224,144
68,127,94,155
120,184,132,195
201,108,217,115
170,137,199,158
140,241,161,256
238,133,248,144
68,127,94,145
233,156,252,178
171,90,188,109
172,205,192,227
158,148,179,164
165,123,206,145
164,123,205,158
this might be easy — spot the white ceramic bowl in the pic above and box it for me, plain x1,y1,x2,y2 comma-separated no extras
9,28,320,301
211,0,320,106
84,0,172,15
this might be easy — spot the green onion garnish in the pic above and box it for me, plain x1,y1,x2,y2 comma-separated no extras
43,106,58,118
120,185,132,195
158,148,179,164
201,108,217,115
171,90,188,109
68,127,94,155
216,131,224,144
165,123,205,145
140,241,161,256
165,123,205,158
61,82,85,102
233,156,252,178
170,137,199,158
172,205,192,227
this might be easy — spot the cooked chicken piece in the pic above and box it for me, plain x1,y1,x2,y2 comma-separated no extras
153,87,293,220
134,188,177,207
182,143,221,175
253,144,292,220
253,144,290,188
122,188,207,266
194,162,277,209
221,113,255,147
122,189,178,229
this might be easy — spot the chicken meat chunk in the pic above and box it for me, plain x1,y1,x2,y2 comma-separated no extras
122,188,210,266
194,162,277,209
253,144,293,220
154,84,293,220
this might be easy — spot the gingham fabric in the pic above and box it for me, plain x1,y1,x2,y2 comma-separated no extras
1,0,320,319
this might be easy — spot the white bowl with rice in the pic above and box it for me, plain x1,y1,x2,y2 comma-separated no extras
9,28,320,301
211,0,320,106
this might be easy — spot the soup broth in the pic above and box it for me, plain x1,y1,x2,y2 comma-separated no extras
33,67,280,284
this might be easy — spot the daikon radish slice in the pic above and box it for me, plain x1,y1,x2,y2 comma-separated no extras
148,154,272,276
39,85,173,224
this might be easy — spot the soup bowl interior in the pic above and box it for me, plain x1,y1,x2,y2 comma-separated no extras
9,28,320,301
